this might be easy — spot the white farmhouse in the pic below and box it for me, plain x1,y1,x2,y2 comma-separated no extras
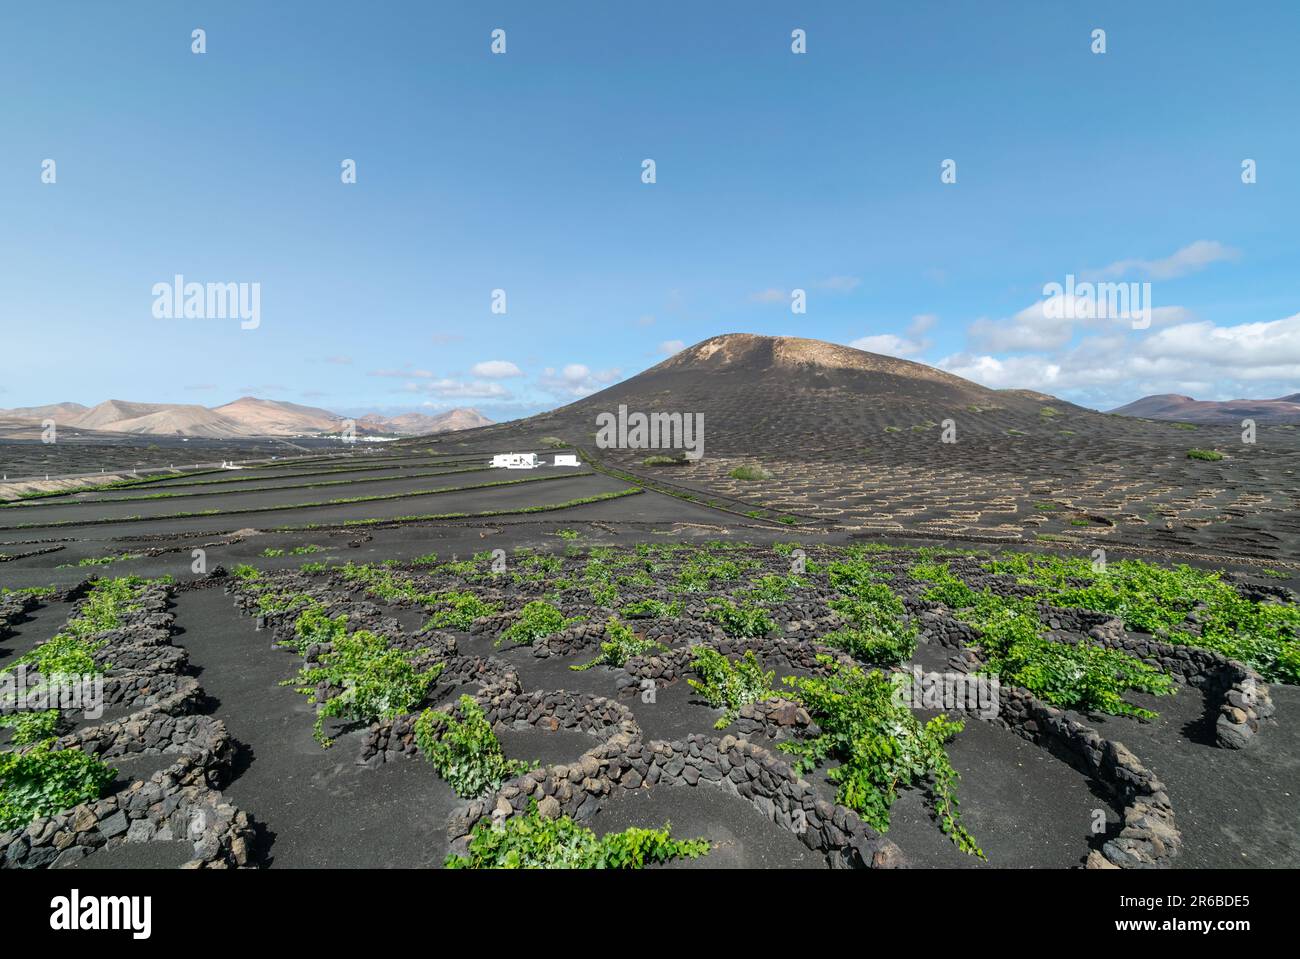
490,452,539,469
553,454,580,467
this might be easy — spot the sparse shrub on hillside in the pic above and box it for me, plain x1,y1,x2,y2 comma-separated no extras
498,600,580,647
910,560,979,608
445,800,709,869
415,694,534,798
425,591,499,630
779,658,983,858
8,632,106,680
826,585,917,665
705,598,777,638
0,709,63,746
1187,448,1224,461
620,598,682,619
675,553,756,592
0,741,116,831
688,648,776,728
743,573,808,603
571,617,664,671
288,606,348,653
284,629,444,746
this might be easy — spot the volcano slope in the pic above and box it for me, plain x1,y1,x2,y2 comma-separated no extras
411,334,1300,568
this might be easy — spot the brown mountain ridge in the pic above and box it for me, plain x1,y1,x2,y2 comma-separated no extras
0,397,492,438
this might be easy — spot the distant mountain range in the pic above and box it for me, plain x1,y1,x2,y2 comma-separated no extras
0,396,493,439
1108,393,1300,424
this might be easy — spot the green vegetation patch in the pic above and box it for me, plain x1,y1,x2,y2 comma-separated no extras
705,598,777,638
284,629,444,746
780,658,982,857
0,710,63,747
498,600,581,647
0,740,116,831
688,648,776,728
986,553,1300,684
415,694,534,798
445,800,709,869
572,617,665,671
825,584,918,666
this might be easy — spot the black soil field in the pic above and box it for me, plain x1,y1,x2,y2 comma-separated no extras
8,537,1290,871
0,434,351,478
171,588,458,868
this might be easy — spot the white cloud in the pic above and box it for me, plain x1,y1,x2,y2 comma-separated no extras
850,333,922,357
538,363,622,399
940,310,1300,407
968,297,1081,352
749,288,787,304
658,339,685,356
401,378,510,399
849,315,937,358
1136,314,1300,373
471,360,523,379
1088,240,1240,281
969,291,1193,353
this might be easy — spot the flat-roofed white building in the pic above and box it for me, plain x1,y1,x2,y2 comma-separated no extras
553,454,580,467
490,452,539,469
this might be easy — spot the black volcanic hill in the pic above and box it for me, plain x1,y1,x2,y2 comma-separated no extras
1110,392,1300,425
409,333,1102,454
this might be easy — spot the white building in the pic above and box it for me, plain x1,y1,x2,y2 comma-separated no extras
490,452,539,469
553,454,580,467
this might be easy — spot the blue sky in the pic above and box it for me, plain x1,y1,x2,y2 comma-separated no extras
2,1,1297,421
